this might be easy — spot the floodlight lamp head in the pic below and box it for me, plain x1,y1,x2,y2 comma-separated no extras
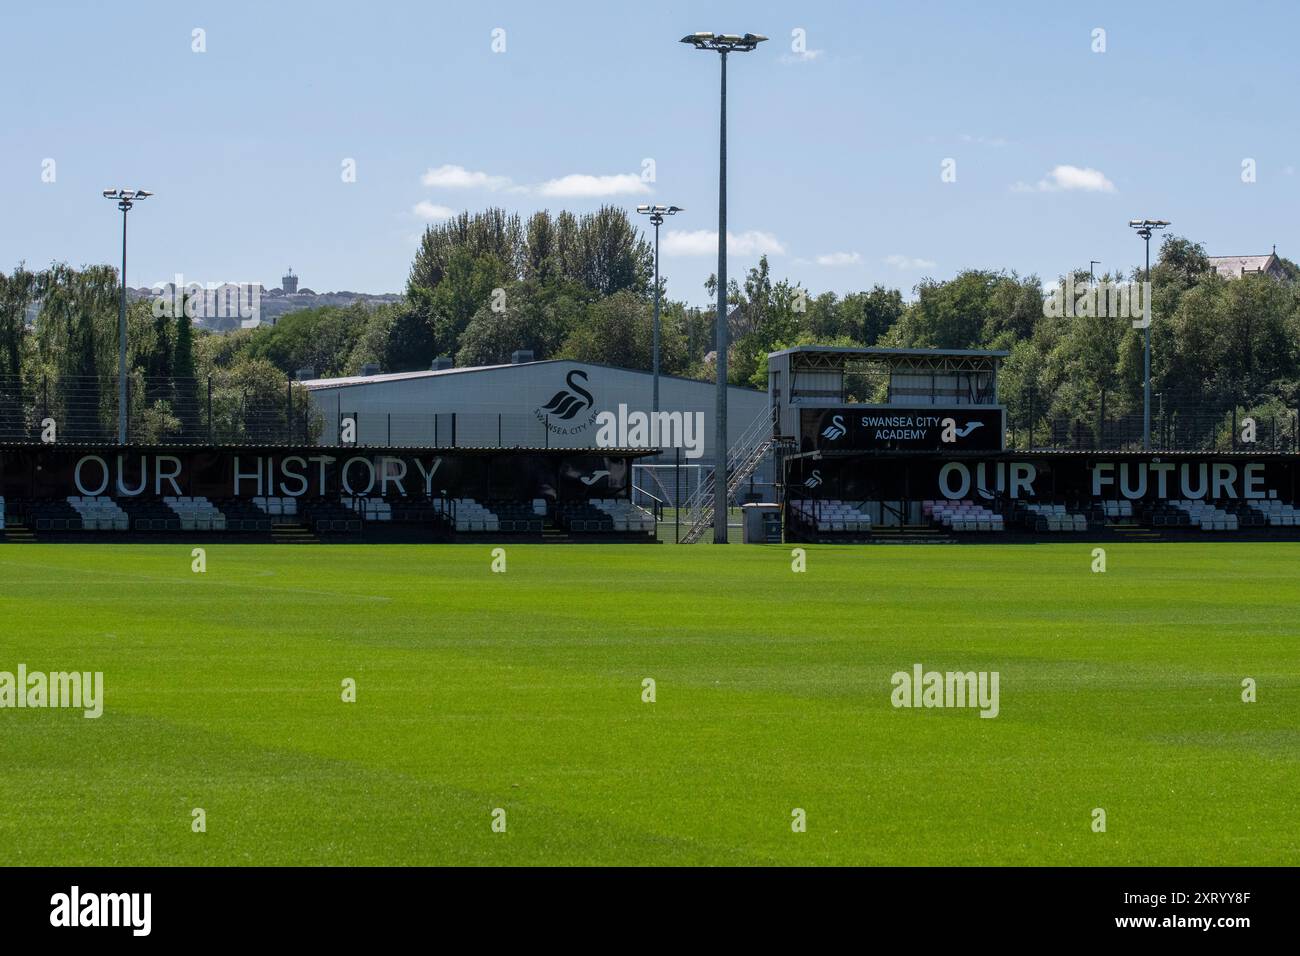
680,31,767,52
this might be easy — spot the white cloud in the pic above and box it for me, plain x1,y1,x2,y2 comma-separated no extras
779,49,824,64
536,173,651,198
815,251,862,267
412,201,456,221
420,164,512,190
419,164,655,199
884,254,937,271
663,229,786,257
1014,164,1116,193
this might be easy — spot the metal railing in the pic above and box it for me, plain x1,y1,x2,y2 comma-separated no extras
5,373,1296,457
0,374,320,445
679,408,782,543
1008,389,1300,453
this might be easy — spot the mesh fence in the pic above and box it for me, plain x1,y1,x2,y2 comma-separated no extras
0,374,320,445
1007,387,1300,453
3,373,1298,453
0,374,601,448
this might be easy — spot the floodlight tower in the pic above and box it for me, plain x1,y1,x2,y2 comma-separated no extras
635,203,683,415
680,31,767,543
1128,218,1170,451
103,188,153,444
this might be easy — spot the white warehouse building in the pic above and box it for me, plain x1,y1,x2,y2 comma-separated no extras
300,358,770,485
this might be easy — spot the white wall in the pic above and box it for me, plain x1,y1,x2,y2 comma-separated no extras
306,361,768,467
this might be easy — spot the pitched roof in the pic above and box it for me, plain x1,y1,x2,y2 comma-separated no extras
1206,253,1278,278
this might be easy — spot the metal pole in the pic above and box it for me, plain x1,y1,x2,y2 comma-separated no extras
1143,234,1151,451
675,446,681,544
1099,387,1106,450
713,49,729,543
118,205,128,444
653,218,661,416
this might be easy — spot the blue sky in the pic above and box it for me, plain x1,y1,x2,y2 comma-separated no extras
2,1,1297,304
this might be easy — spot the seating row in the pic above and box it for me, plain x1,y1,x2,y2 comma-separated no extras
250,496,299,517
1018,502,1088,532
1246,500,1300,527
1168,499,1238,531
789,499,873,534
588,499,656,534
925,500,1005,533
67,496,130,531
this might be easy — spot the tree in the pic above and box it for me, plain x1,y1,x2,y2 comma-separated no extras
558,291,684,372
1153,235,1210,290
456,279,579,367
562,206,652,297
0,266,36,436
413,247,511,360
173,296,200,434
408,208,524,292
35,264,118,440
343,301,400,374
245,303,369,379
884,270,1003,350
523,211,559,283
384,306,435,372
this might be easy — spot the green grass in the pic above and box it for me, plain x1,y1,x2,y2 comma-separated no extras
0,542,1296,866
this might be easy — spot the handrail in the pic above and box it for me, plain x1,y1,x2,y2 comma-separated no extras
679,407,780,542
632,484,665,520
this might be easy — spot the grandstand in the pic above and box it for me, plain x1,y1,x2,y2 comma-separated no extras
2,344,1298,546
0,444,658,543
774,345,1300,543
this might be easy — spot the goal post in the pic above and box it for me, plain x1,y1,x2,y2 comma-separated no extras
632,462,701,510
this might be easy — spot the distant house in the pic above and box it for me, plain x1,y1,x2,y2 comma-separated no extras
1206,247,1287,280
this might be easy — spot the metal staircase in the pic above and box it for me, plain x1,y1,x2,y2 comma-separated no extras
680,410,789,543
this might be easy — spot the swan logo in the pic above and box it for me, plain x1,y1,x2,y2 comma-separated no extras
941,418,985,442
821,414,847,441
536,369,598,436
804,469,823,489
540,369,593,421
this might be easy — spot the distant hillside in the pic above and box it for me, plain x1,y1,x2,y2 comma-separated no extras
122,286,402,331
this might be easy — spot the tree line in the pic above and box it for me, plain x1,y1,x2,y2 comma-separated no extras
2,207,1297,449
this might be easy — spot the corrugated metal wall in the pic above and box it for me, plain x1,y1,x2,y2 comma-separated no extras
307,361,768,471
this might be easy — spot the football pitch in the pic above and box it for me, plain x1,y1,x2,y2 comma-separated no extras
0,542,1296,866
